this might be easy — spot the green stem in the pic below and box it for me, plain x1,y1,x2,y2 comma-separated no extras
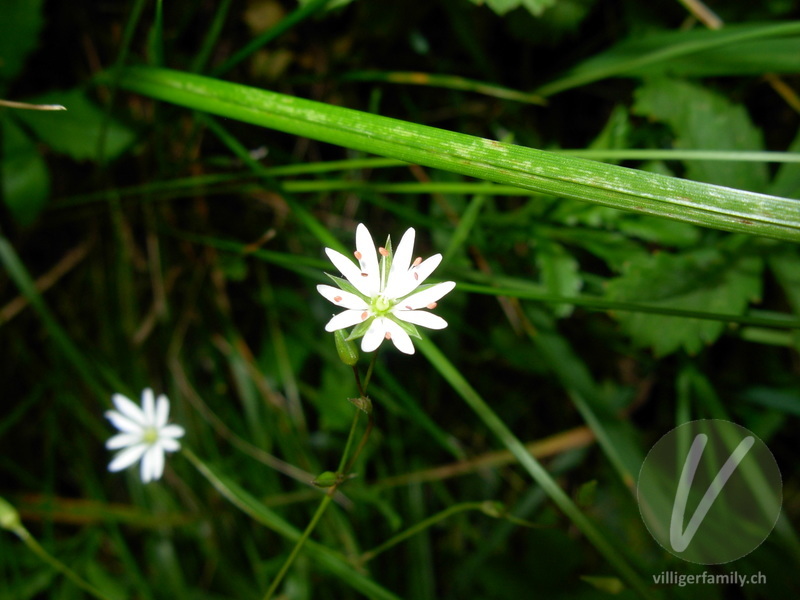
359,502,486,564
212,0,332,76
344,411,374,476
13,525,113,600
264,350,380,600
262,494,335,600
362,349,380,391
337,409,363,474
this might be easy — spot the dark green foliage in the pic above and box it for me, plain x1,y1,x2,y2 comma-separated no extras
1,0,799,599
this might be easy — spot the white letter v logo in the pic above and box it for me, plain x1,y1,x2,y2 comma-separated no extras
670,433,755,552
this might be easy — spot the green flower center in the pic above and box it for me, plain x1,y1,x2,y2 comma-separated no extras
142,427,159,445
373,294,393,314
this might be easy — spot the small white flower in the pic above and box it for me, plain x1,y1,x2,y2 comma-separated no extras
105,389,185,483
317,223,455,355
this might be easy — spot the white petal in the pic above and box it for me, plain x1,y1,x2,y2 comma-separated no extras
105,411,144,434
355,224,380,286
160,424,185,440
141,446,165,483
361,317,389,352
387,228,415,289
394,309,448,330
383,319,415,354
387,253,444,299
141,389,156,425
159,437,182,452
106,432,142,450
155,394,170,429
402,281,456,309
108,444,148,472
111,393,146,426
316,285,368,310
325,248,376,297
325,309,371,332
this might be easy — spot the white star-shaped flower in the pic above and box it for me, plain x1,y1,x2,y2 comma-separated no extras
105,389,185,483
317,223,455,355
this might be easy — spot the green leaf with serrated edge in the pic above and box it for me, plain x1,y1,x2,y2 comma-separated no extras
606,245,763,356
324,272,367,300
345,317,373,341
389,315,421,339
474,0,520,16
536,240,582,317
520,0,557,16
633,78,768,192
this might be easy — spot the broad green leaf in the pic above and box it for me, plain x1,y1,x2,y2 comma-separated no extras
0,0,44,88
606,246,763,356
1,116,49,225
14,89,136,162
633,78,768,192
113,66,800,243
469,0,525,16
769,249,800,315
770,125,800,198
535,240,581,317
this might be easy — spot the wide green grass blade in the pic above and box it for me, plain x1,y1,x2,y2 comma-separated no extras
536,22,800,96
112,66,800,242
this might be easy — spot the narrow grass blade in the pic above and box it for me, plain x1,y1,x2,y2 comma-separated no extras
340,70,546,105
0,233,108,396
536,22,800,96
415,338,659,599
183,448,401,600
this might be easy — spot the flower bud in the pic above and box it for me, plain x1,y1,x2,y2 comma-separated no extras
348,395,372,414
0,497,21,532
334,329,359,366
480,500,506,518
312,471,340,488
